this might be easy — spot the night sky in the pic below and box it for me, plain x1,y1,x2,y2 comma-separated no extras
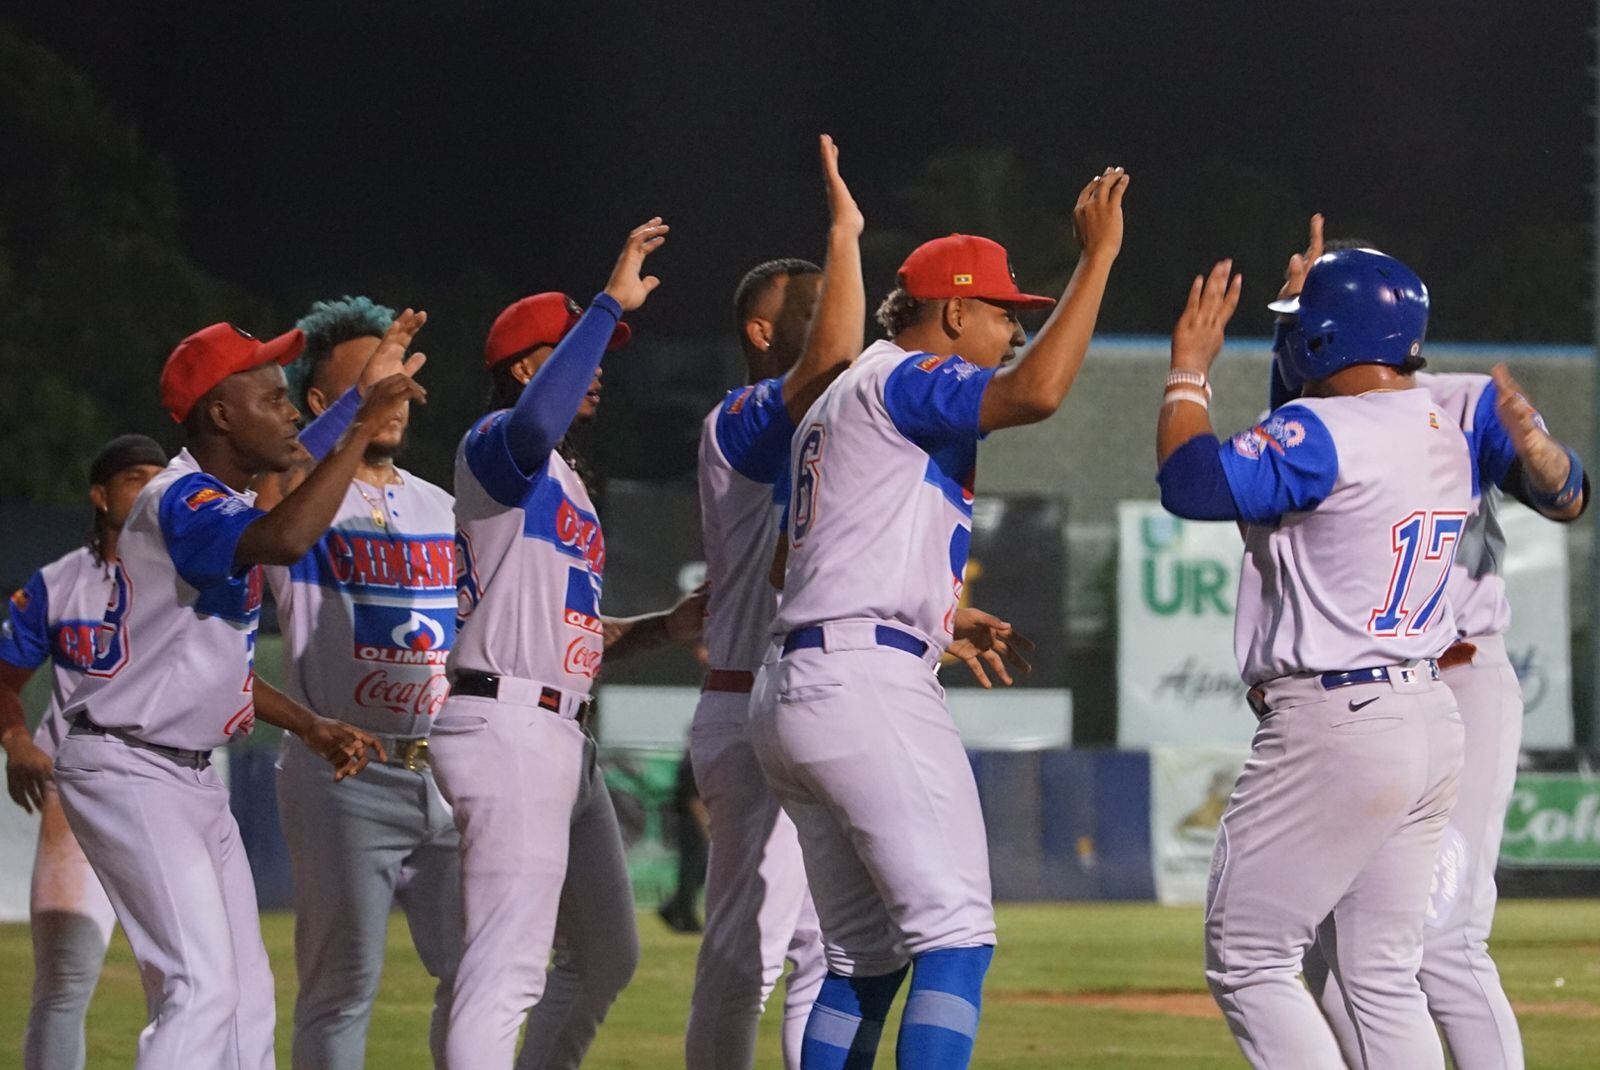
3,0,1592,340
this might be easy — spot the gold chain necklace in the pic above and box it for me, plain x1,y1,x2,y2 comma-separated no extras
353,480,388,528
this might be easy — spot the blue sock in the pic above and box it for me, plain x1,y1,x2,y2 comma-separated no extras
895,945,994,1069
801,967,908,1070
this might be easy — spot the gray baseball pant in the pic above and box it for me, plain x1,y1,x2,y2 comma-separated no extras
1205,667,1463,1069
1304,634,1525,1068
277,734,463,1070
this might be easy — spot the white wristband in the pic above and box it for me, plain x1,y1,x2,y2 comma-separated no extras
1162,387,1210,410
1165,370,1211,396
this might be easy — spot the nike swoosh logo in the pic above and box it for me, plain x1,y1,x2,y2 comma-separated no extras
1348,696,1381,712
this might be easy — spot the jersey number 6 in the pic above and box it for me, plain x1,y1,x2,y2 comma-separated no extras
1369,509,1468,638
790,424,826,546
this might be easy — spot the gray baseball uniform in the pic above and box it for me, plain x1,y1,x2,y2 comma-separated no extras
1,548,119,1070
1304,371,1544,1069
1182,391,1472,1069
266,470,462,1070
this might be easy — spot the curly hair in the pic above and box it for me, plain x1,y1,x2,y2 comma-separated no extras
732,258,821,335
289,295,396,410
874,286,929,338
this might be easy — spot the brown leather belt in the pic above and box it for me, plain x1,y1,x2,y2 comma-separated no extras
1437,640,1478,672
702,669,755,694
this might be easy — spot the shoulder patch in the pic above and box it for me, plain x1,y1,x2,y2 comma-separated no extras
8,589,28,612
185,486,227,510
1429,411,1440,429
726,385,755,415
915,354,948,372
1232,415,1306,460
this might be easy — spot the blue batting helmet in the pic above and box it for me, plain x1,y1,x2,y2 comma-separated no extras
1268,248,1429,389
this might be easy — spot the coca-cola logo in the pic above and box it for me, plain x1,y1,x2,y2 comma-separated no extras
224,701,256,737
564,637,603,679
355,670,450,718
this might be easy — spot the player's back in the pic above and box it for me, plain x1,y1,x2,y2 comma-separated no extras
698,383,790,675
775,340,991,650
1235,388,1474,683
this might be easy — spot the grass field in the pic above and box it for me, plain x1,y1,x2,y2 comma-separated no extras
1,900,1597,1067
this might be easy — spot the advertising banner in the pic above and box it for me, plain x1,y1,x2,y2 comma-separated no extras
1499,772,1600,867
1148,745,1248,905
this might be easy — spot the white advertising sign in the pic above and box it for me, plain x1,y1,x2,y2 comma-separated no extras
1149,745,1249,906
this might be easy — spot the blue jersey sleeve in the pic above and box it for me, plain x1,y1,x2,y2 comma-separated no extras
0,571,51,670
463,410,548,508
714,378,795,483
1217,405,1340,525
1468,381,1520,494
158,474,268,589
882,353,997,450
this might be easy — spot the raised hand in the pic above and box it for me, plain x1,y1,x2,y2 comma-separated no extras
666,583,710,644
301,716,388,781
820,134,863,238
1491,363,1572,491
948,607,1035,689
358,308,428,393
1073,166,1129,261
1277,214,1325,304
604,218,670,312
1171,260,1243,375
353,371,427,439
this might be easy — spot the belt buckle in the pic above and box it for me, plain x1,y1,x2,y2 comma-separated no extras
400,738,429,772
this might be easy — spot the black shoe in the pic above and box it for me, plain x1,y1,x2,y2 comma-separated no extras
658,899,703,934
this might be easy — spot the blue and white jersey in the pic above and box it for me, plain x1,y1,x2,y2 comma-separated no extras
60,450,268,750
1416,372,1525,641
450,411,606,695
1223,389,1475,684
698,377,793,682
0,547,114,758
266,469,457,736
772,340,996,652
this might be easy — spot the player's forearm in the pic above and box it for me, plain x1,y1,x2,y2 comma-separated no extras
783,222,865,422
980,251,1116,431
601,612,675,662
1157,396,1216,465
505,296,621,470
1508,447,1588,521
235,427,374,568
0,664,33,744
250,678,317,736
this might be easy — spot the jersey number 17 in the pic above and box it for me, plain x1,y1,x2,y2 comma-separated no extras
1369,509,1467,638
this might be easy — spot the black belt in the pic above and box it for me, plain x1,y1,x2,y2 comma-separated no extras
781,625,928,659
450,671,589,727
68,715,212,769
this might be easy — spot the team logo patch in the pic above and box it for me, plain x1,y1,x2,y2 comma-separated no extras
727,385,755,415
953,273,973,286
352,604,454,665
1231,416,1306,460
8,589,28,613
185,486,227,510
951,359,982,382
915,353,948,372
1429,411,1440,429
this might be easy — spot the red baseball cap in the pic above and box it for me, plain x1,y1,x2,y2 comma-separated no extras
897,234,1055,310
484,292,631,368
160,323,306,422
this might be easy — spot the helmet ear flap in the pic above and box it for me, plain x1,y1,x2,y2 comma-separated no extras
1276,319,1316,389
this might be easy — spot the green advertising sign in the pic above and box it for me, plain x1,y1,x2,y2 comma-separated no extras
1500,773,1600,867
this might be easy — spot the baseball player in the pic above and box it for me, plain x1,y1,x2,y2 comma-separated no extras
0,434,167,1070
749,167,1127,1070
1275,222,1590,1070
685,135,866,1070
50,321,420,1068
253,297,463,1069
434,219,706,1070
1156,251,1475,1069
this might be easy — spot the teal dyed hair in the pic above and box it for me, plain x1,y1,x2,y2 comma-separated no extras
288,295,396,410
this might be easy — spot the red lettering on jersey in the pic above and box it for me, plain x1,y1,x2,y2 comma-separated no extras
555,500,607,574
563,609,604,634
326,533,456,591
564,637,603,678
355,669,450,717
224,701,255,737
55,623,97,668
